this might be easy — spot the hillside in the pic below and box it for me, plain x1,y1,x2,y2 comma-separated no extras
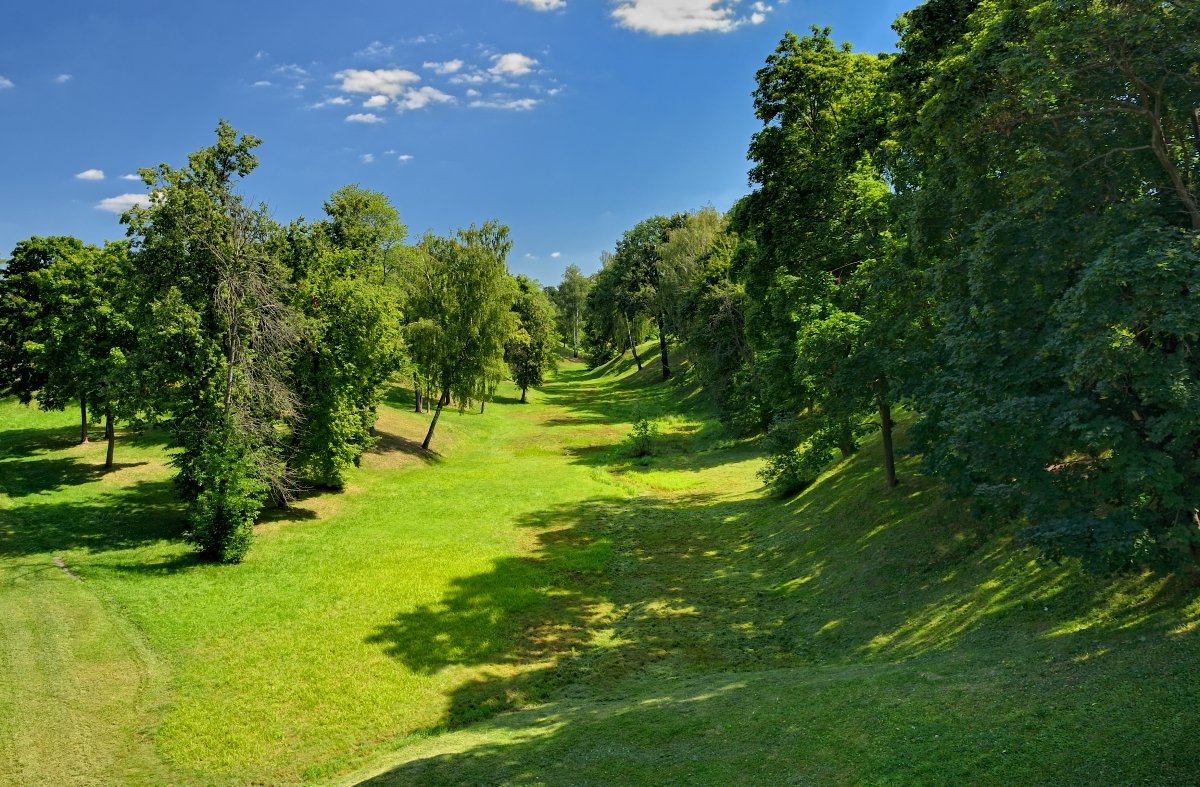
2,347,1198,785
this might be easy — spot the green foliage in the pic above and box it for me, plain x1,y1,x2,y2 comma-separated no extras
627,416,660,457
188,428,267,563
506,274,560,402
757,415,838,494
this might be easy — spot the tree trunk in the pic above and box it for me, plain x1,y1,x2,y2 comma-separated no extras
572,321,579,359
520,386,528,403
79,394,89,444
104,407,115,469
657,312,671,380
413,375,423,413
422,387,449,450
480,400,486,414
838,421,855,459
424,385,432,413
876,380,898,489
623,314,642,370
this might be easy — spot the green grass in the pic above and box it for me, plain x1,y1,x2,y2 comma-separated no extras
2,344,1198,785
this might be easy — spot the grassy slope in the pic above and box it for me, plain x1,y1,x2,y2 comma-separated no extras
2,347,1198,785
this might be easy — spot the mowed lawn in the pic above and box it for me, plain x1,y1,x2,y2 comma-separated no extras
3,352,1200,786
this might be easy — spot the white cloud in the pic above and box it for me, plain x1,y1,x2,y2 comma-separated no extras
511,0,566,8
384,149,397,155
96,193,150,214
470,97,540,111
120,174,140,181
0,76,13,89
490,52,538,77
254,50,268,61
465,88,481,98
345,112,384,123
253,80,272,87
274,63,309,77
356,40,394,59
398,154,414,162
75,169,105,181
611,0,770,35
363,94,389,108
449,71,489,85
551,251,561,258
54,74,73,84
361,153,375,164
336,68,421,97
423,59,464,75
310,96,352,108
397,86,455,111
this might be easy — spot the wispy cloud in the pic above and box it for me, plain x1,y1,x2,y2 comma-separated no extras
54,74,73,84
356,40,394,59
490,52,538,77
551,251,562,258
252,80,272,87
120,174,141,181
336,68,421,97
346,112,384,124
310,96,352,109
0,76,13,89
611,0,773,35
470,97,539,111
398,154,414,162
511,0,566,10
397,86,455,111
423,59,464,75
361,153,375,164
363,94,389,108
75,169,105,181
96,193,150,214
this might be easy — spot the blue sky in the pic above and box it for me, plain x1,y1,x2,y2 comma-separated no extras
0,0,912,284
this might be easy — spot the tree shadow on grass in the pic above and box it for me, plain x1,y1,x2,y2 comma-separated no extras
371,428,442,465
365,435,1200,741
0,478,185,558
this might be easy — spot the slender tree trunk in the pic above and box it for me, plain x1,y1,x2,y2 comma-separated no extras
104,407,115,469
876,380,897,489
424,385,433,413
838,421,855,459
521,385,528,403
572,320,579,359
413,375,423,414
656,312,671,380
422,387,449,450
480,400,486,414
79,394,89,444
623,314,642,370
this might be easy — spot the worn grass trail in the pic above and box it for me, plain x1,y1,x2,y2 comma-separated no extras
2,352,1200,785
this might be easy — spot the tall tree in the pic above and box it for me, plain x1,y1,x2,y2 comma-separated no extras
408,222,515,450
613,214,687,380
896,0,1200,570
550,264,590,359
125,120,297,563
287,187,408,488
506,274,560,403
737,27,903,490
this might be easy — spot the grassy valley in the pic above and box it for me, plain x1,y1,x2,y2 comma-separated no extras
2,349,1197,785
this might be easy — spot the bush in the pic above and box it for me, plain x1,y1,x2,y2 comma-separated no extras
628,417,660,457
187,434,267,563
757,416,837,495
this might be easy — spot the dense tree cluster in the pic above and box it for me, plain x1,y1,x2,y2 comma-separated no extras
1,122,559,563
569,0,1199,573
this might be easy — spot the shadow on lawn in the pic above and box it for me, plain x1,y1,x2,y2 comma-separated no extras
366,431,1200,739
0,478,185,557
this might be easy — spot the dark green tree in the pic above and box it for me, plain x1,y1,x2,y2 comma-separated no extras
506,274,560,403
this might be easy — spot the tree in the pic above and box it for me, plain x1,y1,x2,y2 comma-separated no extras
507,274,560,403
125,120,297,563
287,187,408,488
737,28,903,490
612,214,687,380
408,222,515,450
895,0,1200,570
550,264,590,358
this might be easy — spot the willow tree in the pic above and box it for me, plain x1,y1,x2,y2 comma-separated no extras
409,222,515,450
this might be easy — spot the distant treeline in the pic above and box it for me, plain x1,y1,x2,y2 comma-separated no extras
554,0,1200,574
0,122,559,563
